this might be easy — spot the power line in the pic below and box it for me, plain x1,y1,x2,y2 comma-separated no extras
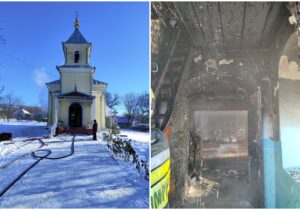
0,50,58,79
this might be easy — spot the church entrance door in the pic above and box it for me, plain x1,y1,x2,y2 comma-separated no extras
69,103,82,127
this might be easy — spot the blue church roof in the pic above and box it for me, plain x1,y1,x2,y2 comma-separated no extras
46,79,107,86
93,79,107,85
64,29,90,44
46,80,60,85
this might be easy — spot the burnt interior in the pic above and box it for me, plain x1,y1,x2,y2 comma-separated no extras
151,2,297,208
184,81,252,208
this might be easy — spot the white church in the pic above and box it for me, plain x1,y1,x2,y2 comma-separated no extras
46,17,107,132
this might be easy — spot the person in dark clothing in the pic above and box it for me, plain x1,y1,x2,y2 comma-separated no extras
93,119,98,140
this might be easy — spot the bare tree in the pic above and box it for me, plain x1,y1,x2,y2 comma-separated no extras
0,86,5,101
105,91,121,109
0,29,5,97
0,93,22,122
136,92,149,123
123,93,138,127
0,28,5,46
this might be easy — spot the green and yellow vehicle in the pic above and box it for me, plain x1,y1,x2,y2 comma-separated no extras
151,128,171,208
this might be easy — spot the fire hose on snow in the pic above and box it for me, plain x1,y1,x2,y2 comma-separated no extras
0,135,76,197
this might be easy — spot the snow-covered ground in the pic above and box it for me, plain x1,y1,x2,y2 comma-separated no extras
0,121,149,208
0,120,50,167
0,119,49,139
119,129,149,161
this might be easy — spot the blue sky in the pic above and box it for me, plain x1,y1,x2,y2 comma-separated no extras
0,2,149,114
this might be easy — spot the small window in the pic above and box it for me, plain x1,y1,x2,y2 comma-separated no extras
74,51,79,63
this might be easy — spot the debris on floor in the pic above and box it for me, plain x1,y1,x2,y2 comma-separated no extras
186,175,219,198
227,169,240,177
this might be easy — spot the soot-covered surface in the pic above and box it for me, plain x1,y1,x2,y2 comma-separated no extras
184,157,251,208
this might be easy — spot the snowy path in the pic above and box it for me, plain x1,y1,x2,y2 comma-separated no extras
0,134,149,208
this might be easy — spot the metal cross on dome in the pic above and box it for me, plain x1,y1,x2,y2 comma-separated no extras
74,12,80,29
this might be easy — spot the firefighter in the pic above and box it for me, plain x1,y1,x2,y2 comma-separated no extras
151,128,171,208
150,89,171,208
93,119,98,140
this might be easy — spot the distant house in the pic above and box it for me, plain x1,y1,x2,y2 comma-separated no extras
0,104,45,121
132,120,149,131
14,109,32,120
117,116,134,128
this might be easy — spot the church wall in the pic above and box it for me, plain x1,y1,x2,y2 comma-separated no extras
59,100,69,127
47,84,60,126
93,93,101,129
92,85,107,130
47,92,52,125
58,100,92,128
92,88,106,130
100,94,106,129
50,94,57,125
83,104,91,128
61,71,91,95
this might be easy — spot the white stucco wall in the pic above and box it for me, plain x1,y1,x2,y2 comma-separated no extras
60,68,93,95
63,43,91,65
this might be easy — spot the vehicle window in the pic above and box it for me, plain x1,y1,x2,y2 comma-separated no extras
151,128,169,157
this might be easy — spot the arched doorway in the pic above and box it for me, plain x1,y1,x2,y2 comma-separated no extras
169,69,263,208
186,79,261,208
69,103,82,128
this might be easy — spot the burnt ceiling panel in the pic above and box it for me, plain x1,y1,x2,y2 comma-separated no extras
259,3,288,49
174,2,204,49
153,2,291,52
192,2,224,56
155,2,289,52
219,2,244,51
242,2,272,50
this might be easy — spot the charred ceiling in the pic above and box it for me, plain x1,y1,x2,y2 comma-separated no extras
151,2,295,131
152,2,291,52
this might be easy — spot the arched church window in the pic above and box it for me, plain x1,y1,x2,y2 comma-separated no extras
74,51,80,63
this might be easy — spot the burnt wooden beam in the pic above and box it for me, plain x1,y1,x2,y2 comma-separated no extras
218,2,225,51
173,3,200,49
153,29,181,97
259,3,289,49
191,2,207,53
241,2,247,49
